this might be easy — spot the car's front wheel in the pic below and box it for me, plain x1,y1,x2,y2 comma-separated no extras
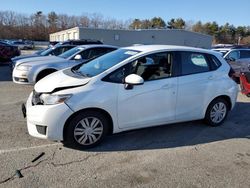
205,98,229,126
64,111,109,149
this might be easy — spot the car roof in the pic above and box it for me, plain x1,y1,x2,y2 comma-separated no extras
60,39,102,44
213,48,231,51
54,44,77,48
123,45,217,55
75,44,118,49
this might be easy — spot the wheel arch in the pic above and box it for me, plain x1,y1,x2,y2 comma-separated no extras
207,95,232,112
63,107,114,141
35,68,58,82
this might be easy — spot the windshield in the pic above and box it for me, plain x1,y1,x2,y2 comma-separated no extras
54,42,64,48
59,47,83,59
75,49,140,77
40,48,54,56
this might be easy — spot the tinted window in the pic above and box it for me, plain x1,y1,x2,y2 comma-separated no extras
51,46,73,56
207,55,222,70
181,52,210,75
51,48,60,55
240,50,250,58
78,49,91,59
88,47,116,59
78,47,116,60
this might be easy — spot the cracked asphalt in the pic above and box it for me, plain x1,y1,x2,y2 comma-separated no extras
0,64,250,188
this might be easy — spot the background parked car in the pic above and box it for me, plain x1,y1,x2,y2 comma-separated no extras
53,39,103,47
213,46,250,81
0,41,20,63
23,40,35,49
11,41,30,50
12,45,117,84
11,45,77,70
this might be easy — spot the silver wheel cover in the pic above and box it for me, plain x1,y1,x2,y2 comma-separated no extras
74,117,103,145
210,102,227,123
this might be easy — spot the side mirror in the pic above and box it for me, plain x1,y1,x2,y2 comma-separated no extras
124,74,144,89
74,54,82,60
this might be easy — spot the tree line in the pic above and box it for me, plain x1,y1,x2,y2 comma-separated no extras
0,11,130,41
129,18,250,44
0,10,250,44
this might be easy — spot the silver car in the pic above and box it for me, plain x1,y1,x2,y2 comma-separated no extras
12,45,117,84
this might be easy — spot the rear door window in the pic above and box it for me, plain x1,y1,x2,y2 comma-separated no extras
180,52,210,75
88,47,116,59
240,50,250,59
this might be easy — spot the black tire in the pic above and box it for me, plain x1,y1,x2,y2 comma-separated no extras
64,111,109,149
204,98,229,126
36,69,56,82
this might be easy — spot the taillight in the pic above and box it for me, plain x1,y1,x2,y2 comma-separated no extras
229,68,238,83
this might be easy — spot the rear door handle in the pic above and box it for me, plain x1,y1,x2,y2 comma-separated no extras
161,84,173,89
208,76,214,80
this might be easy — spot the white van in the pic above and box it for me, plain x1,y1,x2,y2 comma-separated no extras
24,45,238,149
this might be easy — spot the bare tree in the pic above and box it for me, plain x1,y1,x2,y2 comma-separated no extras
80,14,90,28
90,13,103,28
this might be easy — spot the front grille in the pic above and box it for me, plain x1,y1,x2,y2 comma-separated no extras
14,77,28,82
32,90,42,105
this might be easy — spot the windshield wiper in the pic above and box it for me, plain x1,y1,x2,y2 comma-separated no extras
71,56,99,73
71,55,103,77
71,68,89,77
78,72,90,77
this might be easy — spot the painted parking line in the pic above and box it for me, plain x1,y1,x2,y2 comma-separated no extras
0,143,61,154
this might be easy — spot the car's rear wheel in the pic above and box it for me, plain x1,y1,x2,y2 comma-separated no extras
64,111,108,149
205,98,229,126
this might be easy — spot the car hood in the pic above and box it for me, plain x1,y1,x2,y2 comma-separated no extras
34,69,91,93
15,56,63,66
12,54,40,62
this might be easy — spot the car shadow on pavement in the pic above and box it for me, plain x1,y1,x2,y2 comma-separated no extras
0,64,12,81
64,101,250,152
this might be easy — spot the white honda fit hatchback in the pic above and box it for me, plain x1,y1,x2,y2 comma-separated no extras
24,45,238,149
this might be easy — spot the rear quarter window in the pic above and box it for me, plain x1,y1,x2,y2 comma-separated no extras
207,54,222,70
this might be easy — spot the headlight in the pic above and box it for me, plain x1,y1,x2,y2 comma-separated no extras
40,94,72,105
16,65,32,71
